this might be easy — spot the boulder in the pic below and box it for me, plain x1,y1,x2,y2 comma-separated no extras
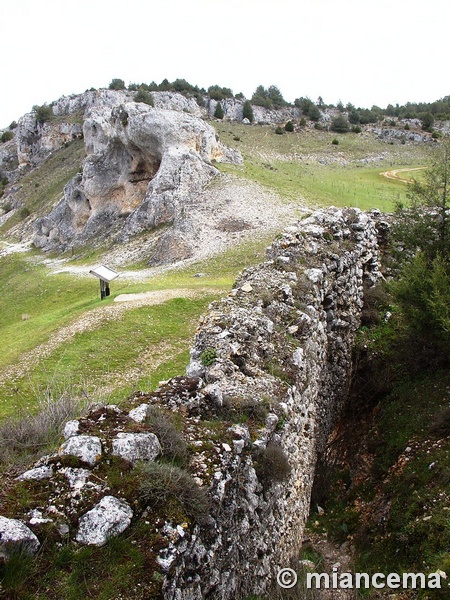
111,432,161,464
17,465,53,481
59,435,102,466
128,404,150,423
0,516,40,559
76,496,133,546
63,420,80,439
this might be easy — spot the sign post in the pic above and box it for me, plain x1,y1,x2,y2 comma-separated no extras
89,265,120,300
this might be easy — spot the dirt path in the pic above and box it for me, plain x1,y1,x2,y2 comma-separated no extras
0,288,203,387
380,166,425,183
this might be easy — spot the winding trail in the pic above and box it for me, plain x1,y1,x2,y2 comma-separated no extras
380,166,426,183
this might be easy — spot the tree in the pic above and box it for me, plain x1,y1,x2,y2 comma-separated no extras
242,100,254,123
214,102,224,119
1,130,14,143
108,78,126,90
330,114,350,133
208,85,233,101
308,104,321,122
33,104,53,124
268,85,287,109
251,85,272,109
394,137,450,261
391,137,450,354
421,112,434,132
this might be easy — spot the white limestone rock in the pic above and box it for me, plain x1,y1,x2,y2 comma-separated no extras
76,496,133,546
0,516,40,559
59,435,102,466
63,419,80,439
111,432,161,464
186,359,204,378
128,404,150,423
17,465,53,481
61,467,92,490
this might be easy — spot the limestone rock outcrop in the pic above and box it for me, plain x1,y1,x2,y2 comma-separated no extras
0,516,40,558
75,496,133,546
33,101,241,252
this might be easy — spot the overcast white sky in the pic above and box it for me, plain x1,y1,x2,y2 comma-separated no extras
1,0,449,127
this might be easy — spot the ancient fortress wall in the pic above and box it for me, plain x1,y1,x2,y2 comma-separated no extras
162,206,381,598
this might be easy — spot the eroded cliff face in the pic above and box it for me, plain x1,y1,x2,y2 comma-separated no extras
33,100,241,252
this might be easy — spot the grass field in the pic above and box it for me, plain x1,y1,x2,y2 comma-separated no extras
214,122,428,211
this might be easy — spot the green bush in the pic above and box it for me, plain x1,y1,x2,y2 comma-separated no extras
214,102,224,119
331,138,339,145
330,114,350,133
137,461,209,522
243,100,254,123
352,125,362,134
108,78,126,90
200,347,217,366
275,126,285,135
134,89,154,106
33,104,53,124
19,207,30,219
208,85,233,101
1,130,14,143
284,120,294,132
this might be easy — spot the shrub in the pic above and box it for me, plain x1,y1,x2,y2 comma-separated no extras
33,104,53,124
275,126,285,135
421,112,434,132
404,123,410,130
108,78,126,90
200,347,217,366
330,114,350,133
0,392,84,470
331,138,339,145
254,443,291,488
214,102,224,119
284,120,294,132
9,121,17,129
19,207,30,219
242,100,254,123
1,130,14,143
429,407,450,437
137,462,209,522
134,89,154,106
308,104,321,122
146,407,189,467
352,125,362,133
208,85,233,101
299,117,307,126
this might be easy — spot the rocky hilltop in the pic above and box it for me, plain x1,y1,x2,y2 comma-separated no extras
34,100,241,252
